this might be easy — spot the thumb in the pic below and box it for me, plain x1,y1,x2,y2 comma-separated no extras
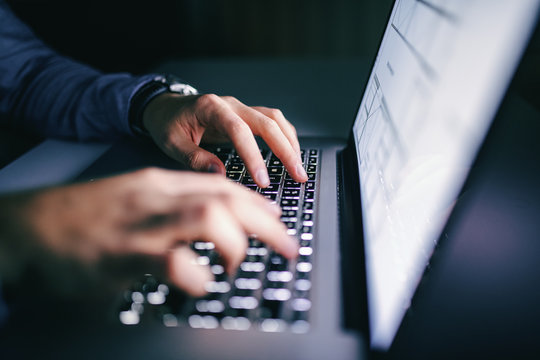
167,246,214,297
163,136,226,175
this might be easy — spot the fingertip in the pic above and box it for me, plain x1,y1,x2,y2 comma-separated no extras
295,163,308,183
207,161,226,175
168,247,214,297
255,168,270,188
281,236,300,260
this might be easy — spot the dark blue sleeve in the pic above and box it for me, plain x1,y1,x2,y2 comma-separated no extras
0,0,157,141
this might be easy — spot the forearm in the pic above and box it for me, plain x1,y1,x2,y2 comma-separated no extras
0,0,155,141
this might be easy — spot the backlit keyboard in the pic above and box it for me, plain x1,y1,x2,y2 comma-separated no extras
119,147,319,334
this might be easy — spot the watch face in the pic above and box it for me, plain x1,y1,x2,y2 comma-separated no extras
169,83,198,95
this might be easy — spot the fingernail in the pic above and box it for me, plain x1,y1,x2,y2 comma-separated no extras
207,162,222,174
296,163,308,180
255,168,270,187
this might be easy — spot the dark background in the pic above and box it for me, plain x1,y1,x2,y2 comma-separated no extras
5,0,393,74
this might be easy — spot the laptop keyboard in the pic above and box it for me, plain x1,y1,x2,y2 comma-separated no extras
119,147,319,334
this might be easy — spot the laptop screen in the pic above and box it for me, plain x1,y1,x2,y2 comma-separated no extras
353,0,539,350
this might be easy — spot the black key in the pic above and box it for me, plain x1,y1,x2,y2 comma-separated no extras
300,239,312,247
268,167,284,175
283,210,297,217
228,164,244,172
300,149,305,158
282,189,300,198
269,158,282,166
263,193,277,201
283,221,296,229
268,254,288,270
244,184,258,192
305,181,315,190
304,191,315,200
230,156,243,165
302,213,313,221
308,157,317,165
293,310,309,322
260,183,280,193
280,199,299,207
242,177,256,185
307,173,316,181
249,238,264,247
227,172,242,181
301,226,312,233
303,201,314,210
309,149,318,156
284,180,301,188
269,175,282,184
260,300,282,319
306,165,317,173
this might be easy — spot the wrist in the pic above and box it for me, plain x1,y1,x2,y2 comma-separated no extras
129,75,198,137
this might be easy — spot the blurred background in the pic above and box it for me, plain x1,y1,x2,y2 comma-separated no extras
6,0,393,74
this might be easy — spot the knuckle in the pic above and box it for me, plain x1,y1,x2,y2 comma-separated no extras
221,95,237,103
195,93,221,108
259,116,280,131
136,167,163,182
228,117,249,134
268,108,283,119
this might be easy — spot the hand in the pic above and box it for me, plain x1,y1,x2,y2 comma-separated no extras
0,168,298,298
142,93,309,187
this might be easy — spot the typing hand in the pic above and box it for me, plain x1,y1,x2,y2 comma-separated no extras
0,169,298,297
142,93,308,187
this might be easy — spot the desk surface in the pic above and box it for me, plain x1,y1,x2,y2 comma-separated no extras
0,58,370,193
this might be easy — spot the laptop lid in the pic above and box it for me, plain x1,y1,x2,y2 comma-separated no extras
349,0,540,350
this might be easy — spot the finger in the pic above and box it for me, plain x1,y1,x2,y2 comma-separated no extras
225,99,307,183
225,194,299,259
202,96,270,187
252,106,301,158
159,133,226,175
167,245,214,297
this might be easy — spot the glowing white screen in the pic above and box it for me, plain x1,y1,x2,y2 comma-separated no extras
353,0,539,350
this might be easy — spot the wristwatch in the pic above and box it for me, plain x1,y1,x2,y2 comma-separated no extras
129,75,199,136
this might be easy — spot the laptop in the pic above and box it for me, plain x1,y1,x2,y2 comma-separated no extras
2,0,539,358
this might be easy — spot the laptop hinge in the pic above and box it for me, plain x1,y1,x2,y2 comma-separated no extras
337,134,370,335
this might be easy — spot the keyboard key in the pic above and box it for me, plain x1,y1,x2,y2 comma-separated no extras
268,166,284,175
262,193,277,201
229,296,258,310
227,172,242,181
269,158,282,166
309,149,318,156
267,271,293,282
304,191,315,200
306,165,317,173
280,199,298,208
228,164,244,172
282,189,300,198
260,183,280,193
284,180,301,188
305,181,315,190
268,175,282,184
235,278,262,290
260,318,287,332
262,288,291,301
